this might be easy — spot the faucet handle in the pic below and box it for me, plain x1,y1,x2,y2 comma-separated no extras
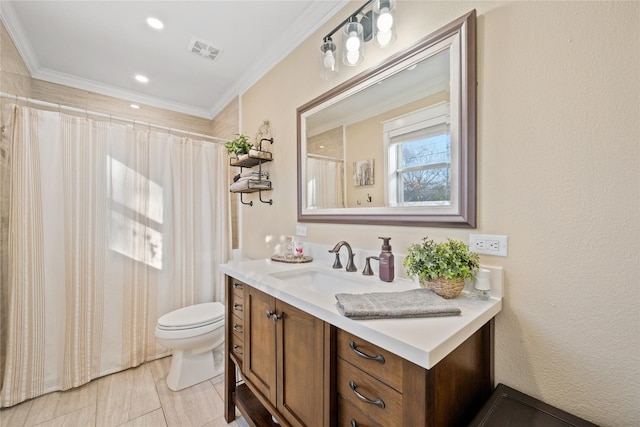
362,256,379,276
345,253,358,272
331,252,343,269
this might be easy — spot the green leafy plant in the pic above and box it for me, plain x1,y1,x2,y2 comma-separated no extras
224,133,253,156
403,237,480,281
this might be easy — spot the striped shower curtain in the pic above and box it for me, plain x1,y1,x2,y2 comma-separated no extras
0,105,231,407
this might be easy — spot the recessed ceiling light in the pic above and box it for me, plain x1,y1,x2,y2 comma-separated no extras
146,17,164,30
135,74,149,83
130,104,140,109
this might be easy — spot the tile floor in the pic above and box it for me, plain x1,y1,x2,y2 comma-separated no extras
0,357,247,427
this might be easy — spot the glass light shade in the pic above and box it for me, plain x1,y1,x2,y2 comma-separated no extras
320,39,338,80
342,20,364,66
374,0,397,47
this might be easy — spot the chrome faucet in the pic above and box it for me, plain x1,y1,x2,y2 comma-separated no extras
328,241,357,272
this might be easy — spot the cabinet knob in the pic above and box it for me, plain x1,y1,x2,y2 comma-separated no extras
349,341,385,364
265,310,282,323
349,381,385,409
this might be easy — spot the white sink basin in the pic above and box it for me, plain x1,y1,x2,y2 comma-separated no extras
269,267,417,295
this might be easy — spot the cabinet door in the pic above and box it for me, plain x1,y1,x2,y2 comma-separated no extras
245,287,277,405
276,300,326,427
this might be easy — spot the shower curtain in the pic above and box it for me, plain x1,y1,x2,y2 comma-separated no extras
306,157,344,209
0,105,231,407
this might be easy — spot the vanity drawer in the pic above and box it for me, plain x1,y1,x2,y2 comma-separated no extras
230,298,244,316
231,313,244,340
337,394,383,427
231,279,245,299
230,328,244,365
337,329,403,392
337,358,402,427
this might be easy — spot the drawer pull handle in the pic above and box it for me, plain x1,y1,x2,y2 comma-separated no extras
233,283,244,289
349,381,385,409
349,341,385,364
233,323,243,333
350,420,357,427
233,345,243,355
233,303,243,312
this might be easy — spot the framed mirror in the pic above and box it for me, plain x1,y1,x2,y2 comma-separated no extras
297,10,476,227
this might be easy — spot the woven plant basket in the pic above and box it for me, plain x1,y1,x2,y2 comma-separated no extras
419,276,465,299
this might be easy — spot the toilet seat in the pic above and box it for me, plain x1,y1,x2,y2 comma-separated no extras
157,302,225,331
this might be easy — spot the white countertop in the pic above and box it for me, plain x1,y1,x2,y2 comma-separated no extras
220,257,502,370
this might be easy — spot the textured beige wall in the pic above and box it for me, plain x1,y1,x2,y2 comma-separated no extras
211,97,241,249
240,1,639,426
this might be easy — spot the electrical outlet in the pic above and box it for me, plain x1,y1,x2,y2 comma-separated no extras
296,224,307,237
469,234,508,256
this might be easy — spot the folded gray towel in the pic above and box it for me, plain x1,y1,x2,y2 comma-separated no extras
335,288,461,320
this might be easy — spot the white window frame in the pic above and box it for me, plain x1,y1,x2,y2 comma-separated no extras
382,102,459,213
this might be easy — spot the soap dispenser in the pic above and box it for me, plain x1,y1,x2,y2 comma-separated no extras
378,237,394,282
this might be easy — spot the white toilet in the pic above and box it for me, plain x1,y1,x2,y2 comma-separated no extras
155,302,225,391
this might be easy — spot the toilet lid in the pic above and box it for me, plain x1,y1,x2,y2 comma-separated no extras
157,302,225,330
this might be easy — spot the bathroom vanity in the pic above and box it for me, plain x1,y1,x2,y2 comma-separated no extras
220,258,502,427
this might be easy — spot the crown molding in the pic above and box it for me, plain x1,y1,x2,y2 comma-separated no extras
32,67,213,118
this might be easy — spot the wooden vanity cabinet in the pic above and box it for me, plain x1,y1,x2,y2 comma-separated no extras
225,275,494,427
225,278,332,427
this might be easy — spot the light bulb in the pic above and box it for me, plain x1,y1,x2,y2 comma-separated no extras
346,50,360,65
346,31,360,52
376,30,392,47
377,8,393,32
323,50,336,69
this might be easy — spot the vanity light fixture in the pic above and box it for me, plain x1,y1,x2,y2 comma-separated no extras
319,0,397,79
320,37,338,80
342,17,364,66
373,0,396,47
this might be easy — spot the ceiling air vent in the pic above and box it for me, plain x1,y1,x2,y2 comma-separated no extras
187,36,222,61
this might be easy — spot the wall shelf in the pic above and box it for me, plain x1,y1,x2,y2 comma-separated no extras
229,142,273,206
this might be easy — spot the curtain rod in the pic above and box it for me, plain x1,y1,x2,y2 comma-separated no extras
307,153,344,162
0,92,229,143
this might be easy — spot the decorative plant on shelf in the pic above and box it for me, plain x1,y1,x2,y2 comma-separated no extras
224,133,253,156
403,237,480,299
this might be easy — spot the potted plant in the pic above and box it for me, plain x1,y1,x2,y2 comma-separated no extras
403,237,480,299
224,133,253,159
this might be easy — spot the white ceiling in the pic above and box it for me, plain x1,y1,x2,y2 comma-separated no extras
1,1,348,119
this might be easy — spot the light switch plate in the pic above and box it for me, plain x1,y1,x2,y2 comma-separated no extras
296,224,307,237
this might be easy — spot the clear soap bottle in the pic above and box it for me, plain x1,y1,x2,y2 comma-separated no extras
284,236,294,259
